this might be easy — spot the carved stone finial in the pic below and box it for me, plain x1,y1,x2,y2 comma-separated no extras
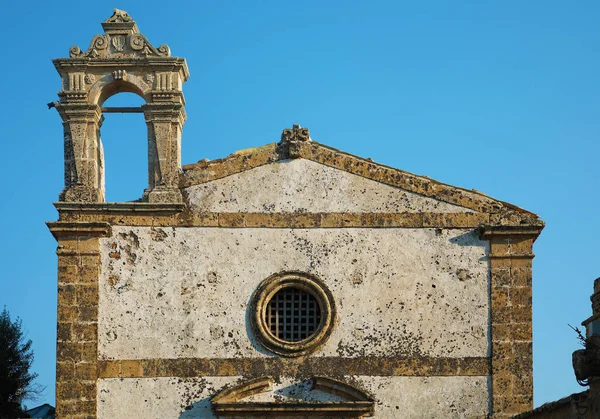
281,124,311,143
104,9,134,23
101,9,138,36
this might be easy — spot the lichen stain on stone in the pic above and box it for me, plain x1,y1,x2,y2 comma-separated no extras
108,275,118,287
207,271,219,284
336,327,423,358
352,275,363,285
106,330,117,342
119,231,140,248
150,227,168,242
108,250,121,259
110,231,139,266
457,268,472,281
181,272,205,296
116,279,133,294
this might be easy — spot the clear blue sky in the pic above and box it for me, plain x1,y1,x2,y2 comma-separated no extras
1,0,598,409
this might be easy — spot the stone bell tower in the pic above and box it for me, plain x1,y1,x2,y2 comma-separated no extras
52,9,189,203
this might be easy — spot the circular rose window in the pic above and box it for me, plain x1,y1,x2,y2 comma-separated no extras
251,272,335,357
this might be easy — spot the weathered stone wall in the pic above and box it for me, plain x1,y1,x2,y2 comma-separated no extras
98,227,489,360
98,376,490,418
94,226,490,417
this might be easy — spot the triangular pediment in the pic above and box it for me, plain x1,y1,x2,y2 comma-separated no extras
211,376,374,418
181,128,541,224
185,158,472,214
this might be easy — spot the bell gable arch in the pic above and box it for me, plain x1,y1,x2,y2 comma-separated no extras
52,9,189,203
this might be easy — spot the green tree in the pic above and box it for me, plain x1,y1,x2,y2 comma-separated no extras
0,307,40,418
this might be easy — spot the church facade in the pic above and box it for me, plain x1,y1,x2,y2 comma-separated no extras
48,10,544,418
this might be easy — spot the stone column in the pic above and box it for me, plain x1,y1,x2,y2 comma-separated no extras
56,103,104,203
142,102,185,203
481,225,542,417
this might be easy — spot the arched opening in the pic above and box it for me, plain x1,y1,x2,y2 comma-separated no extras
99,91,147,202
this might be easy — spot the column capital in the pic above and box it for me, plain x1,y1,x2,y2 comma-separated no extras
56,103,102,123
142,102,186,124
47,221,112,240
479,224,544,240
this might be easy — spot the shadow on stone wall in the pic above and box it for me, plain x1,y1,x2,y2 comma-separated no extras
179,396,216,419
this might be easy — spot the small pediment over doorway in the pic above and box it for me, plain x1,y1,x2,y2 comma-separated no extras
211,376,375,418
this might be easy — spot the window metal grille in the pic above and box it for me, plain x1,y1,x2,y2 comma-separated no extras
266,287,321,342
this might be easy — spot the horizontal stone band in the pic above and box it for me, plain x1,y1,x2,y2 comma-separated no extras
56,211,495,229
98,356,489,379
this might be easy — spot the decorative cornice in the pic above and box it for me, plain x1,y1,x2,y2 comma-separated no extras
47,221,111,240
479,225,545,239
54,211,493,229
53,210,546,229
212,401,374,417
54,202,185,213
181,143,280,187
582,313,600,327
488,253,536,260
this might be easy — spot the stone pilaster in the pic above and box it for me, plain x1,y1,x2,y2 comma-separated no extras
56,103,104,203
142,101,186,203
48,222,110,419
481,225,543,417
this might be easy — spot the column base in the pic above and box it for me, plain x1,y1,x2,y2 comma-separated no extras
59,185,104,203
143,187,183,203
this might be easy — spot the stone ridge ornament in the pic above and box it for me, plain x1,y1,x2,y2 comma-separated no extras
69,9,171,58
281,124,311,143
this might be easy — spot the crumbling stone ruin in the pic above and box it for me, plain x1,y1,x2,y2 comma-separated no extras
48,9,544,418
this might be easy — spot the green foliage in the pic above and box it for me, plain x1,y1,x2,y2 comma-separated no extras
0,307,39,418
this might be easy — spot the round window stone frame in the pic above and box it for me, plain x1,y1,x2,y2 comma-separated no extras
251,271,335,357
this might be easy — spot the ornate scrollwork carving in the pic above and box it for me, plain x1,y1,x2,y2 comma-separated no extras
69,35,110,58
281,124,311,143
157,45,170,55
67,11,171,58
69,46,81,58
92,35,109,50
129,33,145,51
84,74,95,84
68,35,105,58
129,33,170,57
